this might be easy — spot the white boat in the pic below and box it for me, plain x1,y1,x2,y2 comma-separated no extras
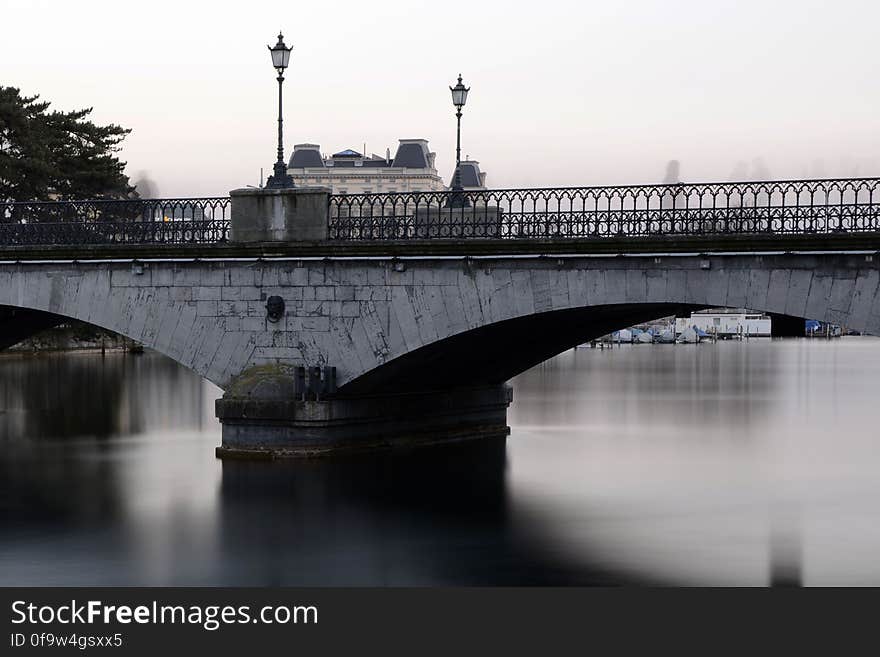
634,331,653,344
657,328,676,344
677,327,700,344
612,329,633,343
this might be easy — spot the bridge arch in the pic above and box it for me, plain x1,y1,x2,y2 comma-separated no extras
0,254,877,397
337,254,880,394
0,264,239,387
0,306,68,351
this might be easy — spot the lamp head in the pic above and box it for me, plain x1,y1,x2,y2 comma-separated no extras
268,32,292,70
450,74,469,109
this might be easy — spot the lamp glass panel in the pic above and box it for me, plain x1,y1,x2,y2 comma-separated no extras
270,47,286,68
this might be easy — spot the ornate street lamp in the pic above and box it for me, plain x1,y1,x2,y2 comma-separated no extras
265,32,295,189
448,74,470,207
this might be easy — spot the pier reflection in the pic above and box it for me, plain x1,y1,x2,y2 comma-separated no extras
217,439,637,585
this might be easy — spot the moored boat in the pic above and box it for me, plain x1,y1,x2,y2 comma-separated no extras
677,327,700,344
612,328,633,343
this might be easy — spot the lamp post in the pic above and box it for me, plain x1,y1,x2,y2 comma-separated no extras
448,74,470,207
265,32,294,189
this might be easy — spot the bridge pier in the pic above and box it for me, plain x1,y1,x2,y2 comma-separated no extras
214,367,512,458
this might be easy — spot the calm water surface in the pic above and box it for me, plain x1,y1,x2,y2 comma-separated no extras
2,338,879,586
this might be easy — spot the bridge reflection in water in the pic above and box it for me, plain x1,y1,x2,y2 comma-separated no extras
3,341,880,585
217,441,636,586
0,352,637,586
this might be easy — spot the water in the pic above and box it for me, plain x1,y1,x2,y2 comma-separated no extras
2,338,879,586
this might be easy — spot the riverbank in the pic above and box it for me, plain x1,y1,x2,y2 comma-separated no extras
2,321,141,355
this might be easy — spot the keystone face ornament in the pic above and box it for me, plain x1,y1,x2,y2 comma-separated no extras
266,295,285,323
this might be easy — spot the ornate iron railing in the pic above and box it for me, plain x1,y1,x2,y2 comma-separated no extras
0,197,230,246
328,178,880,241
4,180,880,247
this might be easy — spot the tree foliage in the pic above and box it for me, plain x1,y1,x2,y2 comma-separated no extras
0,86,133,202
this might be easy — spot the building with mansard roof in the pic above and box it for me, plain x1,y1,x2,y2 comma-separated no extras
288,139,489,194
451,159,487,191
288,139,447,194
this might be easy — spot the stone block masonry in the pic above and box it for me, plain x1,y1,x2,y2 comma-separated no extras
1,252,878,456
0,253,878,391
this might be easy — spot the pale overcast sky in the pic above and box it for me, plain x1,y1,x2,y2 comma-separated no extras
3,0,878,196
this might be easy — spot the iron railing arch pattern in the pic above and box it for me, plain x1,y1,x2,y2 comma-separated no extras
328,178,880,240
0,197,230,246
3,179,879,247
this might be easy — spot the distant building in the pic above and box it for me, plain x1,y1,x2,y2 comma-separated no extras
289,139,490,194
287,139,446,194
451,159,487,191
678,309,772,337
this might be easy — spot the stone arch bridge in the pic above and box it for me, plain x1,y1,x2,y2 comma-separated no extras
1,178,879,455
1,251,878,455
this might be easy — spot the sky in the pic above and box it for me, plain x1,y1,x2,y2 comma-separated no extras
3,0,879,197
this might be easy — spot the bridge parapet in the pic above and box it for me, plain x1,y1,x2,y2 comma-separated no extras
2,177,880,250
329,177,880,241
0,197,229,246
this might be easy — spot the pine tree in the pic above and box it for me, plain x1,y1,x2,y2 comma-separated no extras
0,86,133,202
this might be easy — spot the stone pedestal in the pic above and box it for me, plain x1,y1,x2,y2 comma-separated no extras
229,186,331,243
214,368,512,458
